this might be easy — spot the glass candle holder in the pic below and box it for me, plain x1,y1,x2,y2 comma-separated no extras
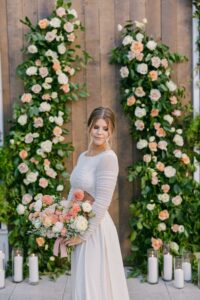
12,248,23,283
147,248,158,284
163,243,173,281
174,256,184,289
0,250,5,289
29,253,39,285
182,251,192,282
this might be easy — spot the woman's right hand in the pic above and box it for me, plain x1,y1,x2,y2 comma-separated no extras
84,191,95,204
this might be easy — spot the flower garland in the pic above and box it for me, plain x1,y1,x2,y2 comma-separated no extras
5,0,90,277
110,20,200,280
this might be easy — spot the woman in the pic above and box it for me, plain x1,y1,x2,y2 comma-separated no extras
65,107,130,300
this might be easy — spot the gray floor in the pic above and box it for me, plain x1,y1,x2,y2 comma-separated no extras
0,271,200,300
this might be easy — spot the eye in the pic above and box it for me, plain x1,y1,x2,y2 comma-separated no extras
93,125,99,129
104,128,108,131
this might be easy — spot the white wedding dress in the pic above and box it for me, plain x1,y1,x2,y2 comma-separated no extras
67,149,130,300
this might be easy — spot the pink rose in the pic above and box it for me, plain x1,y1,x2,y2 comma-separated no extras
39,178,49,188
56,7,66,17
171,224,179,233
21,93,32,103
161,184,170,193
151,237,163,250
73,189,84,201
39,67,48,78
18,163,29,174
64,22,74,33
19,150,28,159
42,195,54,205
172,110,181,117
34,117,43,128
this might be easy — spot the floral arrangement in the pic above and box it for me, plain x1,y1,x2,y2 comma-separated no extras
29,189,95,257
110,19,200,280
3,0,90,277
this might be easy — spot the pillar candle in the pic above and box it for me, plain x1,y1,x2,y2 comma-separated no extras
174,268,184,288
148,256,158,283
14,255,23,282
182,261,192,281
0,269,5,289
29,254,39,284
163,253,173,281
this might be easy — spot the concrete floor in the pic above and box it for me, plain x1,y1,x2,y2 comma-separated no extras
0,273,200,300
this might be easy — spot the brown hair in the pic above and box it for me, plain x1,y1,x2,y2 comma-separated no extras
87,107,115,135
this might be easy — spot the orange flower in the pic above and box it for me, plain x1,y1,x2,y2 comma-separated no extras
36,237,45,247
127,96,136,106
38,18,49,29
60,84,70,93
156,127,166,137
42,195,54,205
158,210,169,221
149,70,158,81
149,142,158,152
151,109,159,117
161,184,170,193
19,150,28,160
181,154,190,165
151,237,163,250
74,189,84,201
44,159,50,168
53,60,61,72
130,41,144,54
156,162,165,172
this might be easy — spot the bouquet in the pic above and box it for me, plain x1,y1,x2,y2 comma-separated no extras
29,189,95,257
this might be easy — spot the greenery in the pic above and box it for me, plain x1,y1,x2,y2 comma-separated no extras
1,0,90,278
110,19,200,283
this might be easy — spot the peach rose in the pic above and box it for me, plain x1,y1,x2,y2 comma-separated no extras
42,93,51,101
43,215,52,227
60,84,70,93
36,237,45,247
19,150,28,160
158,209,169,221
156,162,165,172
151,237,163,251
136,53,144,61
154,122,161,130
21,93,32,103
130,41,144,54
170,96,177,105
127,96,136,106
51,214,59,224
171,224,179,233
161,184,170,193
149,70,158,81
30,157,39,165
67,33,75,42
151,109,159,117
70,203,81,216
38,18,49,29
151,176,158,185
74,189,84,201
181,154,190,165
42,195,54,205
35,59,42,66
149,142,158,152
161,58,168,68
44,159,50,168
53,60,61,72
53,126,62,137
156,127,166,137
39,178,49,188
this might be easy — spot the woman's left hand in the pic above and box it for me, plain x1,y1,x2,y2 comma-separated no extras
65,236,85,247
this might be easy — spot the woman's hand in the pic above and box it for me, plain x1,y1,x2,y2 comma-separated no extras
84,191,95,204
65,235,85,247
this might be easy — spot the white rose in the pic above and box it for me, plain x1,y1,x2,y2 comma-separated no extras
34,193,43,201
56,7,66,17
134,21,145,30
68,9,78,18
51,92,58,99
122,35,133,46
135,107,146,118
54,116,63,126
45,31,56,42
177,129,183,134
52,222,64,233
56,185,64,191
58,72,69,84
39,67,48,78
158,141,168,151
34,199,43,212
158,193,170,203
172,195,182,206
49,116,55,123
178,225,184,233
32,132,39,138
143,154,151,163
26,66,37,76
127,51,135,61
31,84,42,94
149,136,155,142
146,40,157,50
149,89,161,101
82,202,92,213
166,80,177,92
18,114,28,126
39,102,51,112
26,172,38,183
22,193,33,205
163,114,174,125
120,66,129,78
173,149,182,158
117,24,123,31
135,87,145,97
37,148,45,157
157,223,166,232
50,17,61,28
17,204,26,215
45,77,53,83
135,119,145,131
42,83,51,90
58,43,66,54
64,22,74,33
137,63,148,74
28,45,38,53
74,216,88,232
137,139,148,149
147,203,155,211
45,50,58,60
173,134,184,146
136,33,144,42
151,56,161,68
18,163,29,174
164,166,176,178
41,140,52,153
25,133,34,144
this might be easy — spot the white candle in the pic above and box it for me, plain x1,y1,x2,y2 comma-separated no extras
0,269,5,289
148,256,158,283
29,255,39,284
182,261,192,281
163,253,173,281
14,255,23,282
174,268,184,288
0,251,5,270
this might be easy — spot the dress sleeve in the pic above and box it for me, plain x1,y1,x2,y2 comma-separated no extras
80,153,119,241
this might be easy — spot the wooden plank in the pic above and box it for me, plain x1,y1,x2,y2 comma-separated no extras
146,0,161,41
177,0,192,105
37,0,55,20
130,0,146,23
0,0,11,134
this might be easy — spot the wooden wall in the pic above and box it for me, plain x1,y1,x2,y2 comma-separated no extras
0,0,192,258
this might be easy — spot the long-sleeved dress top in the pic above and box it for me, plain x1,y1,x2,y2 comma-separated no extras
67,149,130,300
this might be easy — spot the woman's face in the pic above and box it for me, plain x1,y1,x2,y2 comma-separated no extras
90,118,110,146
